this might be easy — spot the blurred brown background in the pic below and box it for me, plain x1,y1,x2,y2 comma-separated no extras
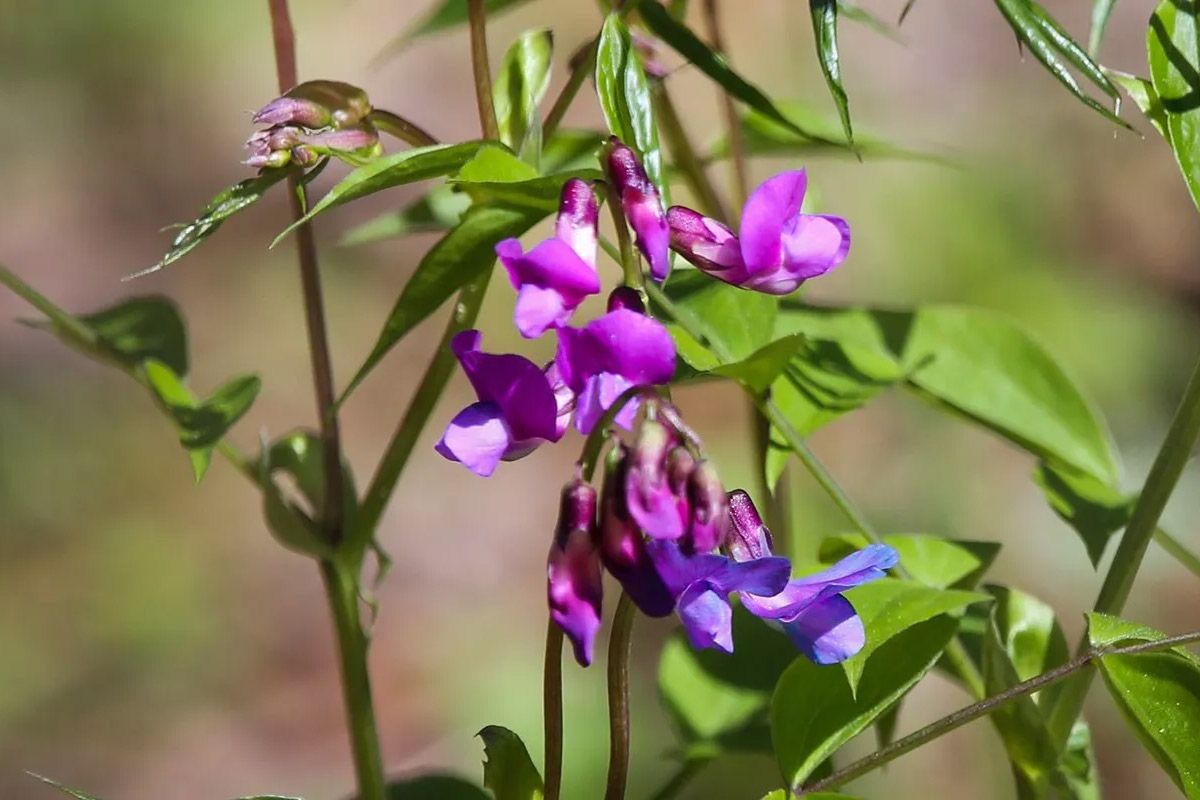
1,0,1197,798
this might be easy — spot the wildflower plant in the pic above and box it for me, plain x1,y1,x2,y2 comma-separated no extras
4,1,1200,799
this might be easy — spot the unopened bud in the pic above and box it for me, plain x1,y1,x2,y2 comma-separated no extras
548,479,602,666
253,79,373,129
626,419,683,540
606,286,645,314
603,137,670,281
724,489,774,562
555,178,598,268
687,460,727,553
600,446,674,617
299,123,383,165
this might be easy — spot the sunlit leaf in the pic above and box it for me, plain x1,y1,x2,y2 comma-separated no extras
1106,69,1169,138
819,533,1000,590
1089,0,1118,56
810,0,853,143
654,270,778,369
493,28,554,164
595,13,667,196
1149,0,1200,213
478,726,544,800
339,185,472,246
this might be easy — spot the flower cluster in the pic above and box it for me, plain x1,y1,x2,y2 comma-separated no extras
549,410,898,666
246,80,382,169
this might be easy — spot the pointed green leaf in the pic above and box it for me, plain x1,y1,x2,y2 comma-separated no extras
595,13,666,196
708,334,808,394
478,726,544,800
654,270,779,368
1089,0,1118,56
139,167,295,276
1107,69,1169,138
810,0,854,143
771,615,959,789
375,0,533,58
339,185,472,246
1149,0,1200,213
341,203,546,401
273,142,487,245
1033,461,1132,565
455,169,603,211
1089,614,1200,797
79,297,189,375
493,29,554,164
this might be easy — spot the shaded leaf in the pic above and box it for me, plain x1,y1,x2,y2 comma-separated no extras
341,204,545,401
819,533,1000,590
1149,0,1200,212
595,13,667,195
771,615,959,789
810,0,854,143
478,726,544,800
493,28,554,164
139,167,294,277
376,0,533,57
259,431,340,559
340,185,472,246
1033,461,1132,565
381,774,490,799
79,297,189,375
708,334,808,394
273,142,487,244
654,269,779,369
455,169,603,211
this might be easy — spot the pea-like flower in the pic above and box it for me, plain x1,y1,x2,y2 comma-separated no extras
667,170,850,295
495,179,601,339
435,330,571,476
604,138,671,282
548,480,603,666
726,490,898,664
555,307,676,434
625,420,688,540
253,79,373,129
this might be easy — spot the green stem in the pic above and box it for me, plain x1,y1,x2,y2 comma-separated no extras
467,0,500,141
320,562,388,800
648,755,712,800
1154,527,1200,579
604,593,637,800
603,180,644,292
543,620,564,800
1046,354,1200,747
799,629,1200,796
701,0,748,210
543,39,597,141
651,83,728,220
367,109,438,147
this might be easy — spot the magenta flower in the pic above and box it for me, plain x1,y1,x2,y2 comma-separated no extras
605,138,671,282
555,308,676,434
647,539,791,653
726,490,898,664
668,170,850,295
435,330,570,476
548,480,603,666
625,420,688,540
496,179,601,339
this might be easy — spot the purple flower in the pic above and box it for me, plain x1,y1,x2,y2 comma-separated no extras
599,445,676,617
647,539,791,653
555,309,676,434
548,480,603,666
726,490,898,664
605,138,670,282
495,179,601,339
625,420,687,540
253,79,372,129
667,170,850,295
435,330,570,476
686,460,728,553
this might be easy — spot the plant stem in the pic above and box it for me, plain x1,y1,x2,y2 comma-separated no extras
1154,527,1200,579
544,39,598,141
701,0,748,209
648,755,712,800
467,0,500,141
604,592,637,800
320,562,388,800
543,620,564,800
604,180,645,292
367,109,438,147
1046,354,1200,747
798,629,1200,796
267,0,344,542
651,83,728,220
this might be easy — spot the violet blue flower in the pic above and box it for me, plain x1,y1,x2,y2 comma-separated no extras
495,179,601,339
547,480,603,666
647,539,791,653
605,138,671,282
667,170,850,295
726,490,898,664
435,330,570,476
555,308,676,434
599,445,676,617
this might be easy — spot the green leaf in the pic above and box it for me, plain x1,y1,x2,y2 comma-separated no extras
1149,0,1200,213
1089,0,1118,56
810,0,853,143
839,580,988,692
138,167,294,277
761,792,860,800
595,13,666,196
992,0,1129,129
78,297,189,375
1089,615,1200,797
273,142,486,245
340,203,545,401
771,615,959,789
339,185,472,246
455,144,540,183
451,147,600,210
493,28,554,164
708,334,808,394
1106,69,1169,138
819,533,1000,590
478,726,544,800
29,774,105,800
143,360,260,481
258,431,340,559
1032,461,1133,565
380,775,490,799
1060,721,1102,800
655,270,778,368
375,0,533,57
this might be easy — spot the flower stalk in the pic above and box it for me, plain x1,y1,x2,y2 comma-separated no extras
543,620,564,800
605,592,637,800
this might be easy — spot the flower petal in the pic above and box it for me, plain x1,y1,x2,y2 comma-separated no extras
780,213,850,280
790,543,898,590
574,373,637,434
780,594,866,664
513,284,569,339
739,170,808,273
548,528,604,666
435,402,512,477
708,555,792,597
677,584,734,653
451,330,560,441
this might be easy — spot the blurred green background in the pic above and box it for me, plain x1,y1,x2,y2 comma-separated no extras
1,0,1197,797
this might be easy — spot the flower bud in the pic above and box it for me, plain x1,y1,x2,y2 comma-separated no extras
548,479,603,666
603,137,670,282
724,489,775,562
667,205,744,276
555,178,599,269
600,446,674,617
298,123,383,165
254,79,372,129
626,419,684,540
687,460,728,553
606,286,645,314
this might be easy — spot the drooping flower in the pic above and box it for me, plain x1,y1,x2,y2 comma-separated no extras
604,138,671,282
625,420,687,540
646,539,791,653
435,330,570,476
667,170,850,295
686,460,728,553
548,480,603,666
725,490,898,664
495,179,601,339
555,306,676,434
